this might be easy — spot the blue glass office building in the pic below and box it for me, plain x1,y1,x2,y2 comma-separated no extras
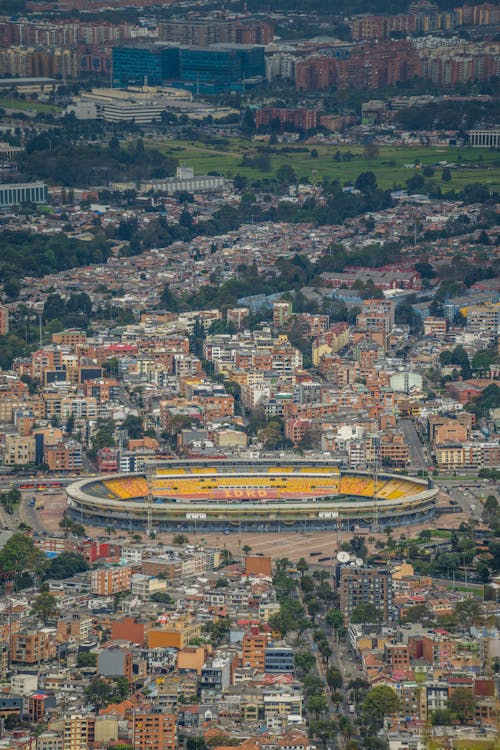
179,44,265,92
112,43,265,93
112,45,179,87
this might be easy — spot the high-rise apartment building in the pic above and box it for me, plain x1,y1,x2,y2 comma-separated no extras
132,711,176,750
338,566,393,623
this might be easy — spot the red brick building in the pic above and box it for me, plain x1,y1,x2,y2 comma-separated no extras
255,107,318,131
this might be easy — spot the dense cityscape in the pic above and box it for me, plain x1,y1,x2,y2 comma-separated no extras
0,0,499,749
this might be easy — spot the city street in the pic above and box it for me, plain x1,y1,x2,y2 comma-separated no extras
400,418,427,470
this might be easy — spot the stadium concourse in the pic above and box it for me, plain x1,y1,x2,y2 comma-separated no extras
66,458,438,534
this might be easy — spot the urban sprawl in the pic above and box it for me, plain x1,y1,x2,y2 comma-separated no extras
0,2,499,750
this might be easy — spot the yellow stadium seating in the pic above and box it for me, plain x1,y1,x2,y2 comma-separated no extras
104,476,148,499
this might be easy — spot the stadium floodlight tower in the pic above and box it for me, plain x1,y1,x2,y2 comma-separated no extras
145,460,155,538
371,432,382,532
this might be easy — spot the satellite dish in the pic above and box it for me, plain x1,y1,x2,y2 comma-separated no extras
350,561,356,567
356,558,364,567
337,551,349,563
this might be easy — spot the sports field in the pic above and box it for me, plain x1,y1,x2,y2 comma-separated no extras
0,97,59,115
149,137,500,191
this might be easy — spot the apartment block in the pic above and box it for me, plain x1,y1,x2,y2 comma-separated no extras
63,715,95,750
242,632,270,670
44,440,82,473
133,711,176,750
467,303,500,335
339,566,393,623
90,567,132,596
423,316,447,337
11,630,53,664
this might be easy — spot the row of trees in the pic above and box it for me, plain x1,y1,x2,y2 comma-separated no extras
23,135,177,187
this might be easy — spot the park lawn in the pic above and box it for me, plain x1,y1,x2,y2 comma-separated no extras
0,97,59,114
150,137,500,192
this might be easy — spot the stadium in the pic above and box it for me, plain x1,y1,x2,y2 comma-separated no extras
66,458,438,533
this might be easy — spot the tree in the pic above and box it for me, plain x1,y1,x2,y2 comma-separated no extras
0,487,21,515
242,544,252,555
114,676,130,701
300,575,315,593
173,534,188,545
326,609,346,637
159,284,180,312
269,597,306,636
295,651,315,674
431,708,454,725
220,549,233,566
44,552,88,580
121,414,144,440
355,171,377,194
448,687,476,724
276,164,297,185
308,694,328,717
364,141,379,161
326,666,343,690
453,598,483,629
90,418,116,454
32,592,59,623
77,651,97,668
361,685,400,734
442,167,452,182
85,678,114,710
150,591,173,604
297,557,309,577
65,412,75,435
309,719,337,749
317,581,333,602
402,604,435,627
0,533,46,578
241,107,255,134
307,598,321,625
338,715,353,743
483,495,499,527
351,603,383,624
203,617,231,646
319,641,332,665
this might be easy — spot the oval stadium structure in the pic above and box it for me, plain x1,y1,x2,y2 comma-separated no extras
66,459,438,533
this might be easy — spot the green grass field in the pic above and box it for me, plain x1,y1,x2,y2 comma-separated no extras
149,136,500,192
0,97,59,114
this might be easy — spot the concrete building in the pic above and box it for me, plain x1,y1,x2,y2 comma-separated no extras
265,53,296,82
90,566,132,596
0,181,47,207
242,632,270,670
466,303,500,335
199,656,231,695
97,644,132,681
264,644,294,674
142,166,226,194
44,440,82,473
468,128,500,147
132,711,176,750
63,716,95,750
338,566,393,623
